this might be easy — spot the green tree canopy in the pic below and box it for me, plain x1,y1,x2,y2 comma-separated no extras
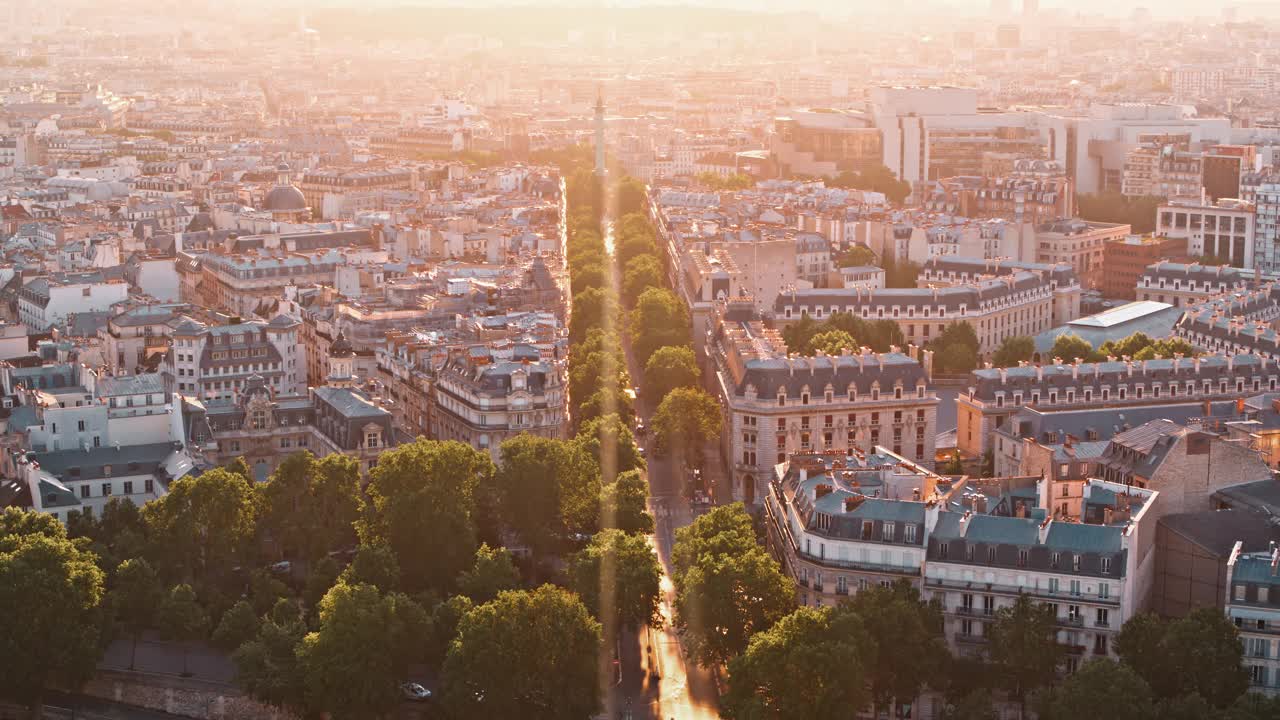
696,171,753,190
261,452,362,564
340,543,402,592
457,543,521,604
845,581,949,712
442,585,602,720
569,528,662,630
652,387,723,468
232,598,309,714
1038,658,1155,720
614,176,648,217
827,164,912,204
622,253,664,306
836,243,878,268
570,261,608,295
987,594,1064,712
297,582,430,720
569,286,619,346
495,435,602,555
671,503,794,666
574,413,644,483
992,336,1036,367
1049,332,1096,363
630,286,691,367
1116,609,1248,707
643,344,700,407
212,600,260,652
359,440,494,593
723,605,873,720
809,329,858,356
142,468,257,594
0,509,106,712
110,557,163,669
158,583,210,677
616,229,659,269
599,469,654,535
1077,192,1161,233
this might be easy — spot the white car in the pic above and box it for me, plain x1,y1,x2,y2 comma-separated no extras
401,682,432,701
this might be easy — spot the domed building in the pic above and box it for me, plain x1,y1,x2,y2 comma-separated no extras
262,163,309,222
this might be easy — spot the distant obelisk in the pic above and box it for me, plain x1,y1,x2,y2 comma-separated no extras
594,86,606,177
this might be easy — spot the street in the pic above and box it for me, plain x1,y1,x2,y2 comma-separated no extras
598,210,721,720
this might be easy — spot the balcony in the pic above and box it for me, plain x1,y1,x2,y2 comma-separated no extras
955,632,988,645
1059,615,1084,628
925,576,1119,607
796,550,921,577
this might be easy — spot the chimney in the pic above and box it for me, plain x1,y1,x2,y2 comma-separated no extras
845,495,866,512
815,483,833,499
1194,356,1202,372
999,367,1007,383
974,495,988,514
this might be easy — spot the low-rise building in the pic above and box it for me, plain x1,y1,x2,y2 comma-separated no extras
1102,235,1189,301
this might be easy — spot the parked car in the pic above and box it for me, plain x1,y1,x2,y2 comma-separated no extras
401,682,432,701
269,561,292,575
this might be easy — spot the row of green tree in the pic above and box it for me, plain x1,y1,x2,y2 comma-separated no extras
563,157,723,471
0,421,669,719
987,330,1201,369
1077,192,1163,234
664,507,1280,720
694,171,754,190
827,164,913,205
781,311,905,356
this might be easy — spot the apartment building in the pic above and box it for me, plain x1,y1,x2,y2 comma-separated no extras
197,250,345,316
1121,144,1203,200
708,300,939,505
17,271,130,331
100,303,204,375
775,257,1079,356
928,162,1073,226
297,167,414,220
926,478,1157,668
956,354,1280,458
1,365,197,523
429,345,568,459
1135,261,1251,307
161,315,305,401
1227,543,1280,696
1156,200,1256,269
764,449,943,607
1035,219,1131,291
1173,290,1280,362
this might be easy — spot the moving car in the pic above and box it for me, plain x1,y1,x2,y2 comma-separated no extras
401,682,432,701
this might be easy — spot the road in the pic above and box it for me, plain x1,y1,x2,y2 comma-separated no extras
600,214,721,720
